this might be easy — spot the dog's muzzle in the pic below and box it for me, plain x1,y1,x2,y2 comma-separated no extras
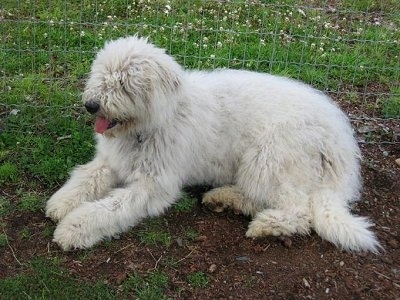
85,100,100,114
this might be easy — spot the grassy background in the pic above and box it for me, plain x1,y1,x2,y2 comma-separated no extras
0,0,399,298
1,0,400,186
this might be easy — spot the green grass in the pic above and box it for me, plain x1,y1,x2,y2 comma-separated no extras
122,271,170,299
0,258,115,299
0,162,19,184
1,0,399,190
382,87,400,118
18,228,32,239
137,218,172,247
0,197,13,217
187,271,209,288
185,228,199,242
18,192,45,212
0,233,8,247
172,192,198,213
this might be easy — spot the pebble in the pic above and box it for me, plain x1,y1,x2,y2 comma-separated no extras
235,256,250,262
195,235,207,242
176,237,183,247
283,237,292,248
339,261,345,267
358,126,374,133
279,236,292,248
382,151,389,157
395,158,400,167
10,109,20,116
208,264,217,273
388,238,399,249
115,272,127,285
303,278,311,288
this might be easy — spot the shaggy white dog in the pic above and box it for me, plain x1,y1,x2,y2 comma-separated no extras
46,36,381,252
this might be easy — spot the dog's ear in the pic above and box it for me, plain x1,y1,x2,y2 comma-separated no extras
124,58,181,99
152,60,181,93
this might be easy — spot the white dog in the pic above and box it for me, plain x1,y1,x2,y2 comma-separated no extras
46,36,380,252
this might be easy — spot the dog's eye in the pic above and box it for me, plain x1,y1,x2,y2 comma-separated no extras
119,78,124,87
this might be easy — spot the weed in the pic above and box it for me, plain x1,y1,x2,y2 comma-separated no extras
0,162,19,183
18,192,45,213
137,217,172,247
172,192,198,213
187,271,209,288
382,87,400,118
185,228,199,242
0,197,13,217
0,150,9,161
42,224,56,239
0,233,8,247
163,257,180,269
78,249,94,262
138,230,172,247
122,271,169,299
19,228,32,239
245,275,257,288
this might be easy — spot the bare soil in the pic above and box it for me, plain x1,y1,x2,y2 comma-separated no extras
1,137,399,300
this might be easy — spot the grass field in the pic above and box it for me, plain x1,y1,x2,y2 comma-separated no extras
0,0,399,298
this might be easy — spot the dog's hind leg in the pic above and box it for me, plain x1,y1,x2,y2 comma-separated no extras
202,186,259,216
245,186,312,238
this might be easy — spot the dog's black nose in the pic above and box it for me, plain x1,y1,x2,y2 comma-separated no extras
84,100,100,114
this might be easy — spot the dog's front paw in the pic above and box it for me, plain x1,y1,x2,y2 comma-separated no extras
53,215,103,251
46,188,88,222
46,194,74,222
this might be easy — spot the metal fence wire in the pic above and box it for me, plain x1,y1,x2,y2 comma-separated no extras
1,1,399,144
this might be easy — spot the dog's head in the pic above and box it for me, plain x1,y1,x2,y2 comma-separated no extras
83,36,183,137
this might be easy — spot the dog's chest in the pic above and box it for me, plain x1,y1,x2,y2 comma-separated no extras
100,134,164,181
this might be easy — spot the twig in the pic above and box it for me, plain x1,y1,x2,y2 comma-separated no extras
114,242,136,254
3,229,23,266
374,270,391,280
176,248,196,263
146,248,162,270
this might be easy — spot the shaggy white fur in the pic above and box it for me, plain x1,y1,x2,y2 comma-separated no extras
46,36,381,252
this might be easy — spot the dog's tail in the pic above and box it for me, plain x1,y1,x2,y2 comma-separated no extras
311,190,382,253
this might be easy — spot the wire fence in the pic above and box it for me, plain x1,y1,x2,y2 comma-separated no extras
1,1,399,144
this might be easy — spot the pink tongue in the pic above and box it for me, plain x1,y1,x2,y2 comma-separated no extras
95,117,111,134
